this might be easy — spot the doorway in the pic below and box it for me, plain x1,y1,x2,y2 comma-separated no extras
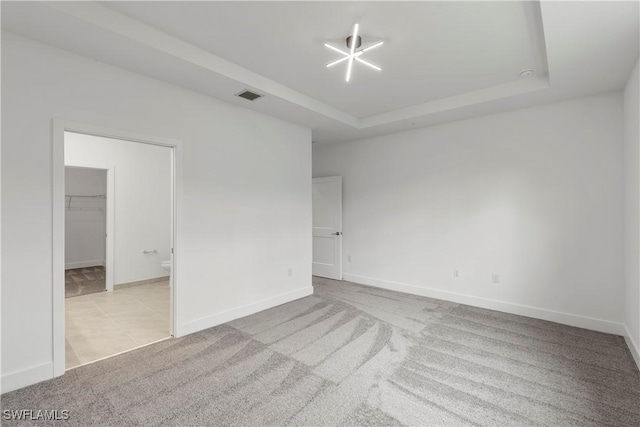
52,121,182,376
64,166,108,298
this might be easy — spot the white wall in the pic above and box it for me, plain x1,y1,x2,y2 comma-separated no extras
65,166,106,196
314,93,624,333
623,57,640,365
66,133,172,284
1,33,312,392
65,167,106,269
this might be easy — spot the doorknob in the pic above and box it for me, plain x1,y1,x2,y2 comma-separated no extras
332,232,342,236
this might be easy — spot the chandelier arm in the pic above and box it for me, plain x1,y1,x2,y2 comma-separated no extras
346,23,359,82
327,51,365,68
359,41,384,53
324,43,349,56
355,57,382,71
326,56,350,68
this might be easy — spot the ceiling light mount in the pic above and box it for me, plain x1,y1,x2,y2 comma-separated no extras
346,35,362,50
325,23,383,82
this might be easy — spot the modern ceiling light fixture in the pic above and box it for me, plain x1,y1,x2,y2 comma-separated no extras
324,23,383,82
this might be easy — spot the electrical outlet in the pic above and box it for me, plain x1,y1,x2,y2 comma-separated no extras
454,269,460,278
492,273,500,284
288,268,292,277
348,255,352,263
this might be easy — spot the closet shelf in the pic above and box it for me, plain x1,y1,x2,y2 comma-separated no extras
65,194,106,210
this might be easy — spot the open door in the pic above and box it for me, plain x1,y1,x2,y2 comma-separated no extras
312,176,342,280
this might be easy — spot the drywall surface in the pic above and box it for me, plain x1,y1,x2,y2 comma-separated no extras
314,93,624,331
624,57,640,359
65,167,107,269
66,134,171,283
1,33,312,392
65,166,107,196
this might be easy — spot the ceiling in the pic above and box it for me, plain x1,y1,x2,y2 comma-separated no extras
2,1,638,143
104,1,548,119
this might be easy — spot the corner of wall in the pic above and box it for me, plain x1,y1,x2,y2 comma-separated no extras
176,286,314,337
624,324,640,371
623,57,640,370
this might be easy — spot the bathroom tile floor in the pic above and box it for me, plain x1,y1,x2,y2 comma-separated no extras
65,280,170,369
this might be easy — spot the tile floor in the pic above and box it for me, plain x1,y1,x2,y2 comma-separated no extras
65,266,106,298
65,280,170,369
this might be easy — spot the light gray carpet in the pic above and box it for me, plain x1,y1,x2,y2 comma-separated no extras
2,277,639,426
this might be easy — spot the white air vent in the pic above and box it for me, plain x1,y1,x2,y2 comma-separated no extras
235,90,263,101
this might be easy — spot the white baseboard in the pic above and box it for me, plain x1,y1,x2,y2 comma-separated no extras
115,275,169,289
623,324,640,370
1,362,53,394
65,259,104,270
177,286,314,337
342,273,625,336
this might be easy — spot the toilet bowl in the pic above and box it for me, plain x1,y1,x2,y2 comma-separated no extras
161,260,171,273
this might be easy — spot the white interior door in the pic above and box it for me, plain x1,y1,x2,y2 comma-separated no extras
313,176,342,279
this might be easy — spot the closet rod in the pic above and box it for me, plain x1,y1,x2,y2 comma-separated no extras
65,194,106,209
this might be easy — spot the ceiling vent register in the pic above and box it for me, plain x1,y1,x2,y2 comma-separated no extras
235,90,263,101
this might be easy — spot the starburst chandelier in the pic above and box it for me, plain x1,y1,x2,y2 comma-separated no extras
324,23,384,82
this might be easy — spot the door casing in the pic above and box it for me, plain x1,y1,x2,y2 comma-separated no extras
52,119,183,377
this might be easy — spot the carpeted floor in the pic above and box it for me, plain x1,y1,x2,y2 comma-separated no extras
65,266,106,298
2,277,639,426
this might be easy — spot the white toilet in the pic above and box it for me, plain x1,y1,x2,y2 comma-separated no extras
161,260,171,273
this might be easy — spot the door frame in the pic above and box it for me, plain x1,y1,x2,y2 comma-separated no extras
52,119,183,377
64,163,115,292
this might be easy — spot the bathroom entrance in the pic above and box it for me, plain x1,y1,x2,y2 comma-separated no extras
62,130,174,370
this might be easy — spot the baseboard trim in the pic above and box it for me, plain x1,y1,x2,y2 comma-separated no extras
65,260,104,270
623,324,640,370
342,273,625,335
1,362,53,394
115,276,169,289
178,286,314,337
